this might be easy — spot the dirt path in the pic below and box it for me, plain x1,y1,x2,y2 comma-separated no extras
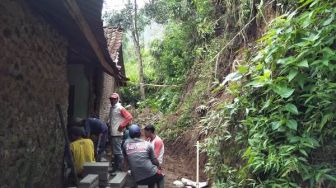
131,108,206,187
163,150,195,187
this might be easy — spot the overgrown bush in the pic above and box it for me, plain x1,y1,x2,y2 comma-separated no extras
204,0,336,187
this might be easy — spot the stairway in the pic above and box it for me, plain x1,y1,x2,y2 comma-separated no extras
74,162,128,188
108,172,127,188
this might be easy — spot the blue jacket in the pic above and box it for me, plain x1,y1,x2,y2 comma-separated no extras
84,118,108,136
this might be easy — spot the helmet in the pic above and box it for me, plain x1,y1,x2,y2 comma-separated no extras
128,124,141,138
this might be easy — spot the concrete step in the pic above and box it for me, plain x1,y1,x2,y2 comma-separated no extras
79,174,99,188
83,162,110,171
109,172,128,188
83,162,110,187
83,172,109,181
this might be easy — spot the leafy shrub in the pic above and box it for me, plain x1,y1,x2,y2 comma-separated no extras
203,0,336,187
118,83,141,107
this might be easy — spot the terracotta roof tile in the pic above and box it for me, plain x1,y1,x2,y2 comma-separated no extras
104,27,123,68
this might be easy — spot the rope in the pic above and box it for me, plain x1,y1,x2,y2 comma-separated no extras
127,81,181,87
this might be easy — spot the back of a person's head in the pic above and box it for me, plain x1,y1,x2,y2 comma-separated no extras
71,117,85,127
70,126,85,139
144,124,155,133
129,124,141,138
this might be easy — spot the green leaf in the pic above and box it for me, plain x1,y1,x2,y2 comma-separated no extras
323,59,329,66
256,63,263,70
271,121,281,130
302,17,311,28
277,56,295,65
323,13,335,26
296,73,306,89
284,103,299,115
288,70,298,82
238,66,249,74
320,113,334,129
297,60,309,68
272,85,295,98
311,59,322,66
247,80,266,88
289,136,300,143
299,0,313,7
260,99,271,112
299,149,308,157
325,174,336,182
286,119,298,130
305,32,320,42
263,69,271,79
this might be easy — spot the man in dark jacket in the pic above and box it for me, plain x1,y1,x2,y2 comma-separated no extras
124,124,164,188
75,117,108,161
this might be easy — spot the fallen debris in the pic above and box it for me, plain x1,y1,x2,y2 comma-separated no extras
173,180,184,187
173,178,208,188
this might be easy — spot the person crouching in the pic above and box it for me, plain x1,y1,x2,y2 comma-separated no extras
69,127,95,176
124,124,164,188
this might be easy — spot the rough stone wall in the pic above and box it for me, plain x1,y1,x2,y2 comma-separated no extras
99,73,115,122
0,0,68,187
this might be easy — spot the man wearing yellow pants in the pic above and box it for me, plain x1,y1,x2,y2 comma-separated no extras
70,127,95,176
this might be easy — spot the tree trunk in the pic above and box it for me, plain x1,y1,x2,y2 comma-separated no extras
132,0,145,99
131,31,145,99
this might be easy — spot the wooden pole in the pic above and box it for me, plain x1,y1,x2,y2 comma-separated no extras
56,104,79,186
196,141,200,188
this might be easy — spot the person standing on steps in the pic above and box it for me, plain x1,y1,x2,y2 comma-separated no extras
124,124,165,188
69,126,95,177
108,92,133,172
144,124,165,165
74,117,108,161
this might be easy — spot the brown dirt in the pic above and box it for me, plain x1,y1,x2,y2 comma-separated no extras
163,149,195,187
132,108,207,187
162,128,207,187
163,142,207,188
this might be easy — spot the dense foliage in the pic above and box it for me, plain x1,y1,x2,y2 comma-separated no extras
204,0,336,187
106,0,336,186
134,0,217,112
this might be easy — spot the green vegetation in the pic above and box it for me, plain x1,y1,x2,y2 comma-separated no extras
106,0,336,186
118,44,156,106
203,0,336,187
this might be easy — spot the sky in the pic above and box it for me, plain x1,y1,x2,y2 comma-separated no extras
102,0,146,13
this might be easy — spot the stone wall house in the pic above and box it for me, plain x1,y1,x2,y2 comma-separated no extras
0,0,125,187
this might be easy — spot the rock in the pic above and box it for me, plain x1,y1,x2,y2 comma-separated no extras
173,180,184,187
